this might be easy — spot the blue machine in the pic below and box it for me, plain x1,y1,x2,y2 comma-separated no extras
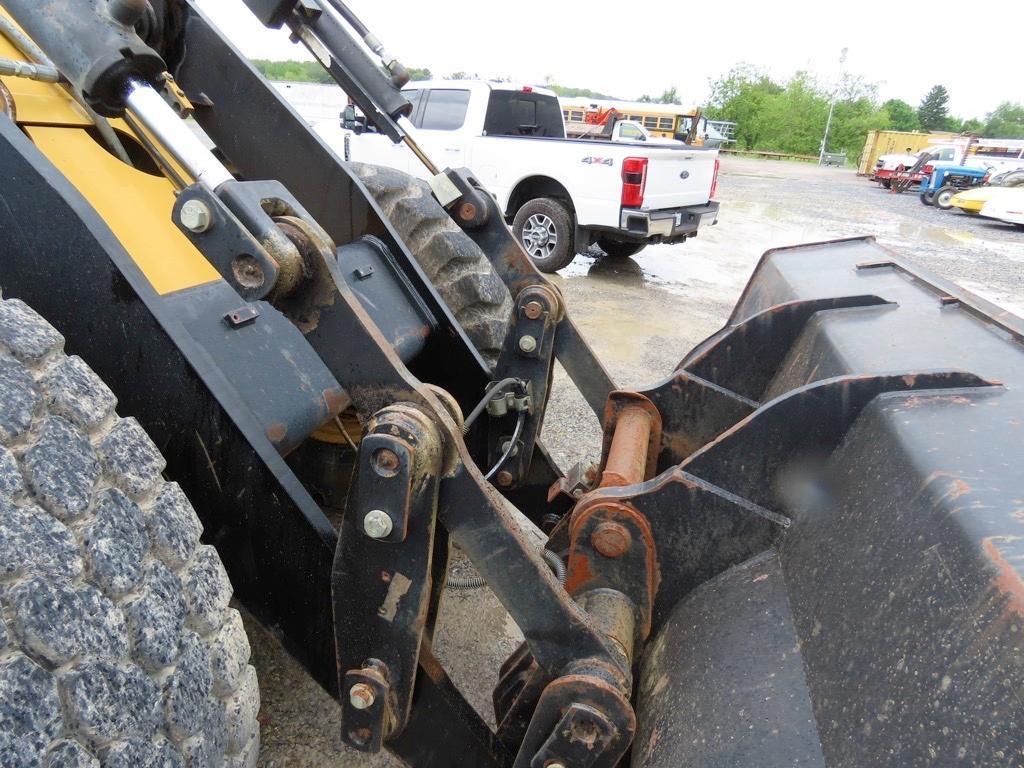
920,166,989,209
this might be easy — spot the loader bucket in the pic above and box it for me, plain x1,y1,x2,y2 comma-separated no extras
631,237,1024,767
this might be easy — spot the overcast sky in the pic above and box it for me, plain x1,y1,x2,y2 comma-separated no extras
196,0,1022,119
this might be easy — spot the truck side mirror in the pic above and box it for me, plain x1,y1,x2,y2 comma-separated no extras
341,105,365,133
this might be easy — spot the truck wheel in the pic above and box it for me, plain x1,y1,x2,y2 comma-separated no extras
0,298,259,768
350,163,512,367
880,179,891,189
596,236,646,259
933,185,957,210
920,190,935,206
512,198,576,273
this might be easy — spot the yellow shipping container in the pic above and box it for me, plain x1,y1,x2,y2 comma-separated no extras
857,130,956,176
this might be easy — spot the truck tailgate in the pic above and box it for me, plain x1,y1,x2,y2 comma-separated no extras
642,147,717,210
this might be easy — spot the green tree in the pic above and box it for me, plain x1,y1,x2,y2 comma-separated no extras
544,84,617,99
882,98,919,131
704,65,891,162
958,117,984,134
659,86,679,104
705,64,784,150
407,67,432,81
252,60,333,84
982,102,1024,138
637,94,653,103
918,85,950,130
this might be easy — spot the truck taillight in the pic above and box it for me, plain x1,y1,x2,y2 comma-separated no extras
621,157,648,208
710,157,720,199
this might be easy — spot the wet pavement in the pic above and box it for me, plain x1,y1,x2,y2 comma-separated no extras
249,157,1022,767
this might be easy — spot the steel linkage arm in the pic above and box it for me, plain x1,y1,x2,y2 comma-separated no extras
297,222,635,763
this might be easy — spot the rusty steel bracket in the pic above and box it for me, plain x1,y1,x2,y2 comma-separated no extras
172,183,282,300
334,404,444,750
564,501,657,651
488,284,563,489
439,167,492,229
514,673,635,768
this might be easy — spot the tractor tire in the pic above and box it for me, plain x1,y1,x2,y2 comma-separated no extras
933,185,957,210
920,190,935,206
597,236,646,259
0,298,259,768
880,179,892,189
512,197,577,273
350,163,512,367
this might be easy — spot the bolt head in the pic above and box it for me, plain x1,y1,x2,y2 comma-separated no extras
523,300,544,320
518,335,538,354
458,201,477,221
496,470,514,487
349,683,376,710
591,520,631,558
546,763,567,768
179,199,212,233
373,448,400,477
363,510,393,539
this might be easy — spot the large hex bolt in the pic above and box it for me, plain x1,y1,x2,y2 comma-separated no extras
518,335,538,354
349,683,376,710
179,199,212,233
363,510,394,539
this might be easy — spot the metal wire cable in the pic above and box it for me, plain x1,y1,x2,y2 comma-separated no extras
462,377,521,433
483,410,525,481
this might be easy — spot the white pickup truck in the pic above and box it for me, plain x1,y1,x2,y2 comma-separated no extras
314,81,720,271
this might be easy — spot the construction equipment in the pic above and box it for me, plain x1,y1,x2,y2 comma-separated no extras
0,2,1022,767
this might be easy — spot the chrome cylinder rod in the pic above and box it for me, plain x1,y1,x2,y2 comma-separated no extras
123,79,233,189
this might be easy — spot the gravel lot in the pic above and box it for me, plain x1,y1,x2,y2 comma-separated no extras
248,157,1023,767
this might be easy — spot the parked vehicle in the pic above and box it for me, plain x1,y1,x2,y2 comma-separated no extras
950,179,1024,214
568,117,684,145
874,139,1024,188
980,187,1024,226
560,97,732,147
920,166,989,208
319,81,720,271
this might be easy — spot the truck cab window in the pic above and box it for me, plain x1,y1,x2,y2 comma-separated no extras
483,91,566,138
419,89,471,130
401,88,424,123
619,123,643,140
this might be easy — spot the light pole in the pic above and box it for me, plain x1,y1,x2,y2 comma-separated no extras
818,47,848,165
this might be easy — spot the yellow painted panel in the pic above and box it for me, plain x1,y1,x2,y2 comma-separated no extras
0,14,91,126
26,126,220,294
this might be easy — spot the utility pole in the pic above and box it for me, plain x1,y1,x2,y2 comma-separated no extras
819,47,848,165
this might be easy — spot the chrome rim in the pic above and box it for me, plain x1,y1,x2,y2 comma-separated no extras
521,213,558,260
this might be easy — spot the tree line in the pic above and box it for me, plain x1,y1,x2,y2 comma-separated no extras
703,65,1024,161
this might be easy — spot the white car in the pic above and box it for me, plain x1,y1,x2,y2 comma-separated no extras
979,187,1024,226
313,81,720,271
